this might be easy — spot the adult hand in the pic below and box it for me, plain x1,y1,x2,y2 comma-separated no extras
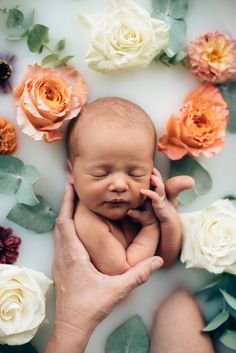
165,176,194,207
46,181,163,353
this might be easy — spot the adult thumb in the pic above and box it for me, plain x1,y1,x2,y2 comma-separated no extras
118,256,163,293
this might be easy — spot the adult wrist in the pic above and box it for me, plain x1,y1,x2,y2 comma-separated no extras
45,319,96,353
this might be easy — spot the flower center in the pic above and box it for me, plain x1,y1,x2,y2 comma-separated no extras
206,49,223,64
0,60,12,81
193,115,207,127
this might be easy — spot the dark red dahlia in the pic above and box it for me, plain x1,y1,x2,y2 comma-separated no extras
0,226,21,264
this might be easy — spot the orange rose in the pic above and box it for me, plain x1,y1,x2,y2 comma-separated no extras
14,65,88,142
158,85,229,160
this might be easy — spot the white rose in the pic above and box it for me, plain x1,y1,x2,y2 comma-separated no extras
79,0,169,72
180,199,236,275
0,264,52,345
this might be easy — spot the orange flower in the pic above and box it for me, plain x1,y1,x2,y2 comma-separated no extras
188,31,236,83
158,85,229,160
14,64,88,143
0,118,17,154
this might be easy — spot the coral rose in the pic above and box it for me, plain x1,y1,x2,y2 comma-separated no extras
158,85,229,160
14,64,88,142
188,31,236,83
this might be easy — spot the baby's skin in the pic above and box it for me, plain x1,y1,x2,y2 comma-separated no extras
68,98,183,275
74,168,181,275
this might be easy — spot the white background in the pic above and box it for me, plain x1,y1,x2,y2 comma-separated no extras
0,0,236,352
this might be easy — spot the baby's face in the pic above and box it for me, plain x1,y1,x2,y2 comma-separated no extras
70,124,155,220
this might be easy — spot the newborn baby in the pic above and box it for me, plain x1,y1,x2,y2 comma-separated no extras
67,97,182,275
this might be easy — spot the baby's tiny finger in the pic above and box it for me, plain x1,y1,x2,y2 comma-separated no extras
151,176,165,197
152,168,162,178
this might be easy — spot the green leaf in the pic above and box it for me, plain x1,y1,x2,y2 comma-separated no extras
219,329,236,350
0,156,23,194
41,53,60,66
7,8,24,27
218,81,236,134
55,38,65,52
223,194,236,200
152,0,188,19
195,277,223,293
202,311,229,332
170,156,212,204
16,164,40,206
27,24,49,53
60,55,74,66
105,315,149,353
153,12,186,58
220,289,236,310
7,195,56,234
0,343,39,353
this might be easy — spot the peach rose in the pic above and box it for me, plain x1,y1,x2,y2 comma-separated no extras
158,85,229,160
14,65,88,142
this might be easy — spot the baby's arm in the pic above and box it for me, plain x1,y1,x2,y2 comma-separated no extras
126,202,160,267
141,168,182,268
75,206,130,275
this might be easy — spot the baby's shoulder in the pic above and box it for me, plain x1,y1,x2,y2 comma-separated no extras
75,202,109,231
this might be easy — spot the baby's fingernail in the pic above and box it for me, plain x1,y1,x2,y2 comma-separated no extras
151,257,164,270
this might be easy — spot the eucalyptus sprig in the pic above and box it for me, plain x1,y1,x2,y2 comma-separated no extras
0,6,74,67
197,274,236,351
0,156,56,234
151,0,188,66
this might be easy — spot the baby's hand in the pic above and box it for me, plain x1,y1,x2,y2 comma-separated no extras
127,200,157,227
141,168,172,222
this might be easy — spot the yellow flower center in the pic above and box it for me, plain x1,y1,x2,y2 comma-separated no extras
206,48,223,64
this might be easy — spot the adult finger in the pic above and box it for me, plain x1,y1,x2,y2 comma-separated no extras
53,225,63,259
118,256,163,293
58,181,75,219
56,218,90,260
165,176,194,207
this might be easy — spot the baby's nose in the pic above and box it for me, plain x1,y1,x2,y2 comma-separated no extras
109,174,129,192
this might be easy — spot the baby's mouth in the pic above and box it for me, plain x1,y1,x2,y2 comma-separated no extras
104,199,128,206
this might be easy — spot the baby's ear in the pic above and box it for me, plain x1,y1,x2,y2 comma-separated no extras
66,159,74,184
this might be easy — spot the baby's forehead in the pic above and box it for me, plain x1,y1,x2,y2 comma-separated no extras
68,97,156,158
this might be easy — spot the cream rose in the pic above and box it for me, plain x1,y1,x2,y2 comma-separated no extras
0,264,52,345
180,199,236,275
79,0,169,72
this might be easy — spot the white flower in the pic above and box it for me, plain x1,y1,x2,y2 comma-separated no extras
79,0,169,72
0,264,52,345
180,199,236,275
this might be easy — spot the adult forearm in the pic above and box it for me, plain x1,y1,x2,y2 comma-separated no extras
44,320,96,353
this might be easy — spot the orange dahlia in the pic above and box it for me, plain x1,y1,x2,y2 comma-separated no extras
0,118,17,154
188,31,236,83
158,85,229,160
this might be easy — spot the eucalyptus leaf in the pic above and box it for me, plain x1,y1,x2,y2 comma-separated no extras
202,311,229,332
27,24,49,52
152,12,186,58
152,0,188,19
170,156,212,204
7,195,56,234
60,55,74,66
223,195,236,200
220,289,236,310
195,277,223,293
105,315,149,353
7,8,24,27
55,38,65,51
0,156,23,194
41,53,60,66
219,329,236,350
218,81,236,134
16,180,39,206
0,343,38,353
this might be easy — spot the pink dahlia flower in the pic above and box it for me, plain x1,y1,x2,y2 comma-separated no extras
188,31,236,83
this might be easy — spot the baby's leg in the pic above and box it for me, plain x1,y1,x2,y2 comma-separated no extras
150,289,215,353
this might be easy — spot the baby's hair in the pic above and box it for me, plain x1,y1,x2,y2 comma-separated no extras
66,97,157,161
